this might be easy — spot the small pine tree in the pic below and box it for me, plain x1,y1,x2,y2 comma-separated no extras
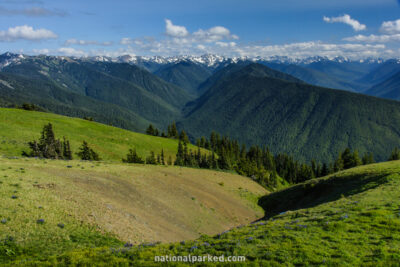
169,122,178,138
175,141,184,166
122,148,144,164
146,124,155,136
179,130,190,144
62,137,72,160
161,149,165,165
389,147,400,161
334,153,344,172
362,152,375,165
76,141,100,161
23,123,71,160
146,151,157,165
321,163,329,176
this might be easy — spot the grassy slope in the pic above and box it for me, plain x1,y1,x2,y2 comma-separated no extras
0,108,204,161
0,157,267,264
18,160,400,266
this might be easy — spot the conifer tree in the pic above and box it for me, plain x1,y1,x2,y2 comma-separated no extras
175,141,184,166
122,148,144,164
389,147,400,161
179,130,190,144
168,122,178,138
146,151,157,165
334,153,344,172
62,136,72,160
362,152,375,165
77,141,100,161
146,124,155,136
161,149,165,165
23,123,71,160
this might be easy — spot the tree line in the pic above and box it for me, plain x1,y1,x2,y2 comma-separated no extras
145,123,400,189
22,122,400,190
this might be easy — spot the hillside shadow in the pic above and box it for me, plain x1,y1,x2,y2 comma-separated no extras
257,172,390,219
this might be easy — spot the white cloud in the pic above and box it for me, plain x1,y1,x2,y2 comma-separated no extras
57,47,87,57
323,14,366,31
0,25,57,41
232,42,391,59
344,34,400,43
120,37,132,45
64,38,112,46
216,41,236,48
193,26,237,43
380,19,400,34
165,19,188,38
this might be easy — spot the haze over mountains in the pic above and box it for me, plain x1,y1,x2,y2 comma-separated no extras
0,52,399,163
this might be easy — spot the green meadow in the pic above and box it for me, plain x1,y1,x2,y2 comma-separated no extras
0,108,203,162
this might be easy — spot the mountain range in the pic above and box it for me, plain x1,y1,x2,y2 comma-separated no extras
0,52,399,163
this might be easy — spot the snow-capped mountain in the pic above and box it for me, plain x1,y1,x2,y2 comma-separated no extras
0,52,25,69
0,52,394,72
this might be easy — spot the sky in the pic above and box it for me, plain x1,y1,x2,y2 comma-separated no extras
0,0,399,59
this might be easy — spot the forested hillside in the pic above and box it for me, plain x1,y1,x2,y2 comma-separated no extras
180,63,400,162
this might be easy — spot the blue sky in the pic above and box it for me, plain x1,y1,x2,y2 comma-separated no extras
0,0,399,59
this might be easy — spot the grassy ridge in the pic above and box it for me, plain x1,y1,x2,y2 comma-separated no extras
0,108,204,161
0,157,267,264
11,160,400,265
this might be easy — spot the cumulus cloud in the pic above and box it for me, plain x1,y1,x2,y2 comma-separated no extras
0,6,67,16
165,19,188,38
193,26,237,42
233,42,389,59
323,14,366,31
344,33,400,43
380,19,400,34
0,25,57,41
215,41,236,48
64,38,112,46
57,47,87,57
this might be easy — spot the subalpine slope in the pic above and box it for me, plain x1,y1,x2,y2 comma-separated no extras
0,108,202,161
0,157,267,264
8,160,400,266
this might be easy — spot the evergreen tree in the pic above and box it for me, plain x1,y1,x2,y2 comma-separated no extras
389,147,400,161
122,148,144,164
23,123,71,160
146,124,155,136
77,141,100,161
146,151,157,165
168,122,178,138
321,163,329,176
161,149,165,165
174,141,184,166
334,153,344,172
179,130,190,144
362,152,375,165
62,136,72,160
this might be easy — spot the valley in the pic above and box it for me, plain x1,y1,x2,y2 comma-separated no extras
0,52,399,266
